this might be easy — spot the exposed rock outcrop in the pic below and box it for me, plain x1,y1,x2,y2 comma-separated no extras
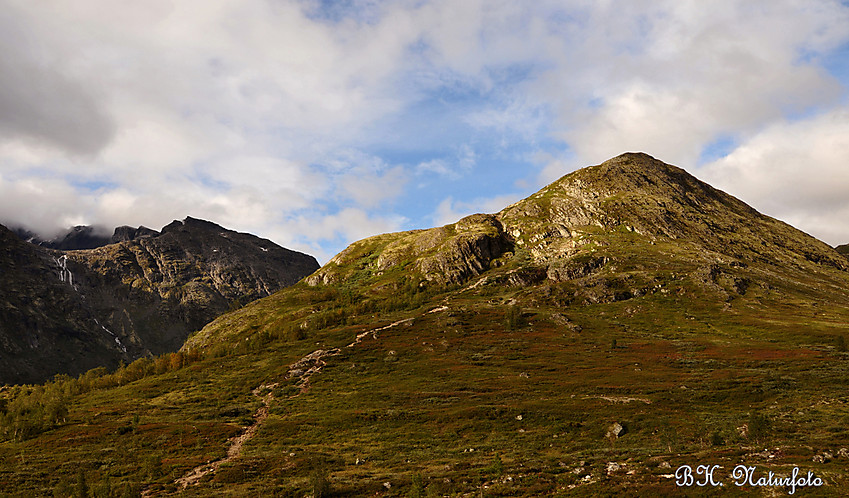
497,152,846,271
307,213,512,287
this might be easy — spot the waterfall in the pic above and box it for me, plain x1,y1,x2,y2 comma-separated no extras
54,255,78,291
94,318,128,354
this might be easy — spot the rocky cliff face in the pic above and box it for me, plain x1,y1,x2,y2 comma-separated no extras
0,218,319,383
110,225,160,243
0,225,123,384
307,213,512,287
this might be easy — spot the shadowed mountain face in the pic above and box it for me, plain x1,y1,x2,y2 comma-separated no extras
5,154,849,495
0,217,319,384
0,225,121,384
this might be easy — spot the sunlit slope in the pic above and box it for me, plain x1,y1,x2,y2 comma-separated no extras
2,153,849,496
191,152,849,352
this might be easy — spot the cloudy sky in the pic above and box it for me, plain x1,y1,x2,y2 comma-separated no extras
2,1,849,261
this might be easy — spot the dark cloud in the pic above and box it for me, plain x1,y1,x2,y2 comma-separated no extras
0,9,114,155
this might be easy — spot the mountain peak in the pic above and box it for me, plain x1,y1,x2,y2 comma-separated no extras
599,151,663,167
160,216,225,234
502,153,845,269
307,153,846,290
542,152,704,201
111,225,159,243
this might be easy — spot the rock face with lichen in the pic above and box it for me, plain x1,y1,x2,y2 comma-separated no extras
305,153,846,296
307,213,512,287
0,217,318,383
497,153,845,271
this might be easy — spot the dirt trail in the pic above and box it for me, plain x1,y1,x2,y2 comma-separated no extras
173,383,276,490
171,313,431,490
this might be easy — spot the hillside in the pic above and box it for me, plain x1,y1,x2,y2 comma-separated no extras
0,217,319,384
2,153,849,496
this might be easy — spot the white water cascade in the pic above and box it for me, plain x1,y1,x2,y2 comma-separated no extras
54,255,78,291
94,318,128,353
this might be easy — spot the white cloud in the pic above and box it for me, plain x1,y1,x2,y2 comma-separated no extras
465,96,548,146
2,0,849,259
700,108,849,245
530,0,849,176
432,194,522,227
339,166,408,208
281,207,406,262
416,159,450,177
416,144,477,179
0,1,423,243
0,174,93,237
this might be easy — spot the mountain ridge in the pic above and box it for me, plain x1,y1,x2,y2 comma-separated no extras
301,152,845,291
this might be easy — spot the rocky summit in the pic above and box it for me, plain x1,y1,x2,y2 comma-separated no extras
0,217,318,384
3,154,849,496
305,152,844,294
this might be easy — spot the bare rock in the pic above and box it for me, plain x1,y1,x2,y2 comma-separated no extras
606,422,626,438
606,462,622,474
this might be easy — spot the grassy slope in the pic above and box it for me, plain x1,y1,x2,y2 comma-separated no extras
3,154,849,496
2,231,849,496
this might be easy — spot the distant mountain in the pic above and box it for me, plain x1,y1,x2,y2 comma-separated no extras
836,243,849,256
0,217,319,383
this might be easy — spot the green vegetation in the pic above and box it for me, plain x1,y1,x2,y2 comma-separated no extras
504,304,526,330
0,350,203,444
4,249,848,495
3,154,849,495
747,411,772,443
310,460,331,498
